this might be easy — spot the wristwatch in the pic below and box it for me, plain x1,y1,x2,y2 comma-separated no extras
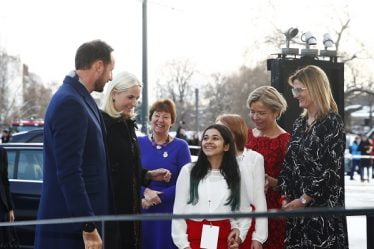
300,195,308,205
83,222,96,233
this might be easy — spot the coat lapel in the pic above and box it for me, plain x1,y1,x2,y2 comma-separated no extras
63,75,102,126
83,95,101,124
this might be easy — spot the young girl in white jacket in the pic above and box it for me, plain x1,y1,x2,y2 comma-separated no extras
172,124,251,249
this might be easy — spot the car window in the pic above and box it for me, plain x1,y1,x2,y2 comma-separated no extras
9,129,44,143
7,150,16,179
30,135,43,143
17,150,43,181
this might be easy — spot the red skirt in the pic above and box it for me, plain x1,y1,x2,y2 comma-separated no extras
186,219,231,249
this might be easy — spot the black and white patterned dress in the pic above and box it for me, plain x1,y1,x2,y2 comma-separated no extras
278,112,348,249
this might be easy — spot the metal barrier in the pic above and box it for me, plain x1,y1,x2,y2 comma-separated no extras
1,207,374,248
345,154,374,159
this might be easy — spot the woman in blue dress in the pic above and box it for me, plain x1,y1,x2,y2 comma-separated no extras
138,99,191,249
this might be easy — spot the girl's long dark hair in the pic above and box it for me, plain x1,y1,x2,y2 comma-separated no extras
188,124,241,211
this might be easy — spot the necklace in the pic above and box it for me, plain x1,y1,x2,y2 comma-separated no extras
150,134,170,150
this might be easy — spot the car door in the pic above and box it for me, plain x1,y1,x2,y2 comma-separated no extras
7,146,43,248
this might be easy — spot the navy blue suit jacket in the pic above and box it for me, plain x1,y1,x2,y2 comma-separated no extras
34,74,111,249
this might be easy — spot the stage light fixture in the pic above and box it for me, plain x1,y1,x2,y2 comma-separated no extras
300,31,318,56
320,33,337,57
323,33,334,48
281,27,299,55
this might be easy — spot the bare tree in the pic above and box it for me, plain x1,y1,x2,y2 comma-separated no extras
334,18,350,53
0,51,22,126
336,15,374,130
203,73,231,126
156,59,196,128
20,70,52,119
202,63,269,127
226,64,270,126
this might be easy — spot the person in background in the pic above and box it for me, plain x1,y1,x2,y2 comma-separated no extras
245,86,289,249
349,135,361,180
138,98,191,249
101,71,171,249
0,147,16,246
188,132,200,146
35,40,115,249
216,114,267,249
358,134,372,182
370,135,374,179
172,124,250,249
1,129,11,143
278,65,348,248
176,126,189,142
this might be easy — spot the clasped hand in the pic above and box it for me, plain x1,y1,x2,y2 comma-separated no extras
147,168,172,182
281,198,304,210
227,228,263,249
83,229,102,249
142,187,163,209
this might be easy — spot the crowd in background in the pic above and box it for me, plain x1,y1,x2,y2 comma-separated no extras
348,134,374,182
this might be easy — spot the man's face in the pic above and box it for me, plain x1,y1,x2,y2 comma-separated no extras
94,54,115,92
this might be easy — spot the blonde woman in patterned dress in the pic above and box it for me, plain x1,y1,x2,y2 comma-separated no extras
278,65,348,249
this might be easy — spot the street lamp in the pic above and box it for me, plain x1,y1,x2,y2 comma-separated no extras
195,87,199,135
141,0,149,134
191,76,202,137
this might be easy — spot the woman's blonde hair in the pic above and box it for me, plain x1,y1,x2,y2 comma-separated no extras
247,86,287,119
101,71,142,119
288,65,338,119
216,114,248,152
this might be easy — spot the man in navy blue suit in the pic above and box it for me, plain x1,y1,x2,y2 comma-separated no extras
35,40,115,249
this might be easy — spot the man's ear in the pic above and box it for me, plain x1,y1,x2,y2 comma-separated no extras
93,60,104,74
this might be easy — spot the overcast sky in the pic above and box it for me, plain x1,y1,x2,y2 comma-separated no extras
1,0,373,93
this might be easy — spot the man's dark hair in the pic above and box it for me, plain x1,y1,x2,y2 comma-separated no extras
75,40,114,70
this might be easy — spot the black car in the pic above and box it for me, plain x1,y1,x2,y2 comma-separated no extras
8,128,201,156
0,143,43,248
10,129,44,143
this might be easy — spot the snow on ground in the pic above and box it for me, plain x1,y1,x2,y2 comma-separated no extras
345,175,374,249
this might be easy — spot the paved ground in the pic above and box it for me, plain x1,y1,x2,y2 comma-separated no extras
345,175,374,249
